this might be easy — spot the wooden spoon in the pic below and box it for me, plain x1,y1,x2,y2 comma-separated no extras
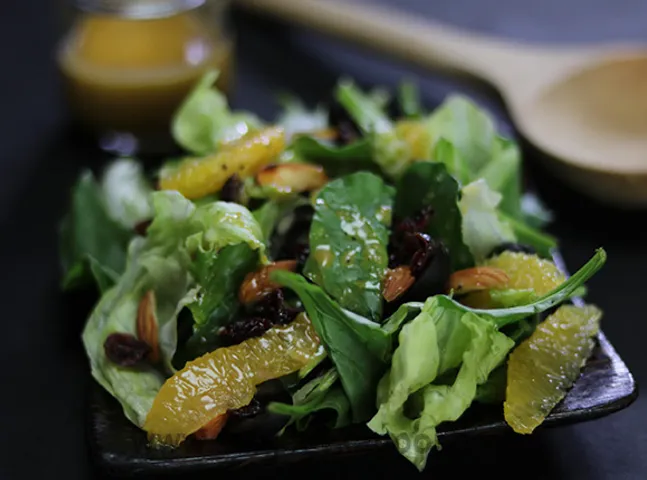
237,0,647,207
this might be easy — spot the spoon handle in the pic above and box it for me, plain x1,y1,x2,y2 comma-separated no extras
236,0,525,84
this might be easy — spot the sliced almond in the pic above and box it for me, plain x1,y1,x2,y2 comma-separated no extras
256,164,328,193
239,260,297,304
136,290,160,364
194,414,228,441
447,267,509,294
383,266,416,302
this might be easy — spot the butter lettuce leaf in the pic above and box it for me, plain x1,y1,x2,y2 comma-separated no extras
172,70,262,155
304,172,394,321
367,296,514,470
459,179,516,263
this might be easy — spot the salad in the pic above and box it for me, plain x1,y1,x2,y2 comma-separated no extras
59,71,607,471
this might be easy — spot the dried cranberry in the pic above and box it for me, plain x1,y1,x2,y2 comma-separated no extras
229,398,262,418
220,174,244,204
219,317,273,345
408,233,435,277
104,333,151,367
250,289,301,325
134,219,152,236
327,98,361,145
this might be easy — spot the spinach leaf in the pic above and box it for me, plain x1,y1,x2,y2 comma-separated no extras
182,244,260,360
304,172,394,321
273,271,389,422
60,171,133,292
291,136,377,177
395,162,474,270
268,368,351,431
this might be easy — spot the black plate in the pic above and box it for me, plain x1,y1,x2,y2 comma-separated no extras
88,321,637,476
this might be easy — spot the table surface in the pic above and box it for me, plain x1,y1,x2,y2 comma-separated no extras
1,1,646,479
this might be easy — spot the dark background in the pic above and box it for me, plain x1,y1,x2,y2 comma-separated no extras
1,0,646,479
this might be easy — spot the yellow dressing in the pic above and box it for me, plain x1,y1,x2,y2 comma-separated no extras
57,11,233,136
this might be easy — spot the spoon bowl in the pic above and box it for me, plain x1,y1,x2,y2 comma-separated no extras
238,0,647,207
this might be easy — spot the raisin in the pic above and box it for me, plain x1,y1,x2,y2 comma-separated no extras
250,289,301,325
104,333,151,367
220,174,244,204
218,317,273,345
228,398,262,418
134,219,152,236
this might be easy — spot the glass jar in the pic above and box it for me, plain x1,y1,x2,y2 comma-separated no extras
57,0,235,155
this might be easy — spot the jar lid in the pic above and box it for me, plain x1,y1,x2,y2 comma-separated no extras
75,0,206,18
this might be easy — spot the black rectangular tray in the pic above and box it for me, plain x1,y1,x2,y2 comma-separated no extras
88,330,637,476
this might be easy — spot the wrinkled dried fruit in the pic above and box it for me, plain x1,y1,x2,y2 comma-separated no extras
219,174,245,204
256,164,329,193
143,314,320,447
134,219,152,236
447,267,510,294
229,398,262,418
104,333,151,367
239,260,297,304
219,316,273,345
249,289,301,325
194,414,228,440
137,290,159,363
383,266,415,302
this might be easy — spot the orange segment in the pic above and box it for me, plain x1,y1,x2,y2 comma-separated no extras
159,126,285,199
462,252,566,309
504,305,602,434
143,314,319,446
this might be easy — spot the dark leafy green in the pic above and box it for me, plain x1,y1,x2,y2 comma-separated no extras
395,162,474,270
291,136,378,177
182,244,260,359
273,270,389,422
268,368,351,431
304,172,394,321
60,171,133,293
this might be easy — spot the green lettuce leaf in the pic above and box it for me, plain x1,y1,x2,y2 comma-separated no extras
335,79,414,178
101,158,154,229
146,191,266,261
459,179,516,263
304,172,394,321
432,138,471,186
275,94,328,141
59,171,132,292
397,80,423,119
367,296,514,470
268,368,351,431
172,70,262,155
274,271,389,422
395,162,474,270
252,196,311,251
426,94,496,174
81,237,195,426
477,137,522,219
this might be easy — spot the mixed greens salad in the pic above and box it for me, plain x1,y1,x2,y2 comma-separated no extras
59,71,607,471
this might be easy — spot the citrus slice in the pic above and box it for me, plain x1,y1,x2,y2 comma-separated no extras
159,126,285,199
504,304,602,434
143,313,320,446
462,252,565,308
